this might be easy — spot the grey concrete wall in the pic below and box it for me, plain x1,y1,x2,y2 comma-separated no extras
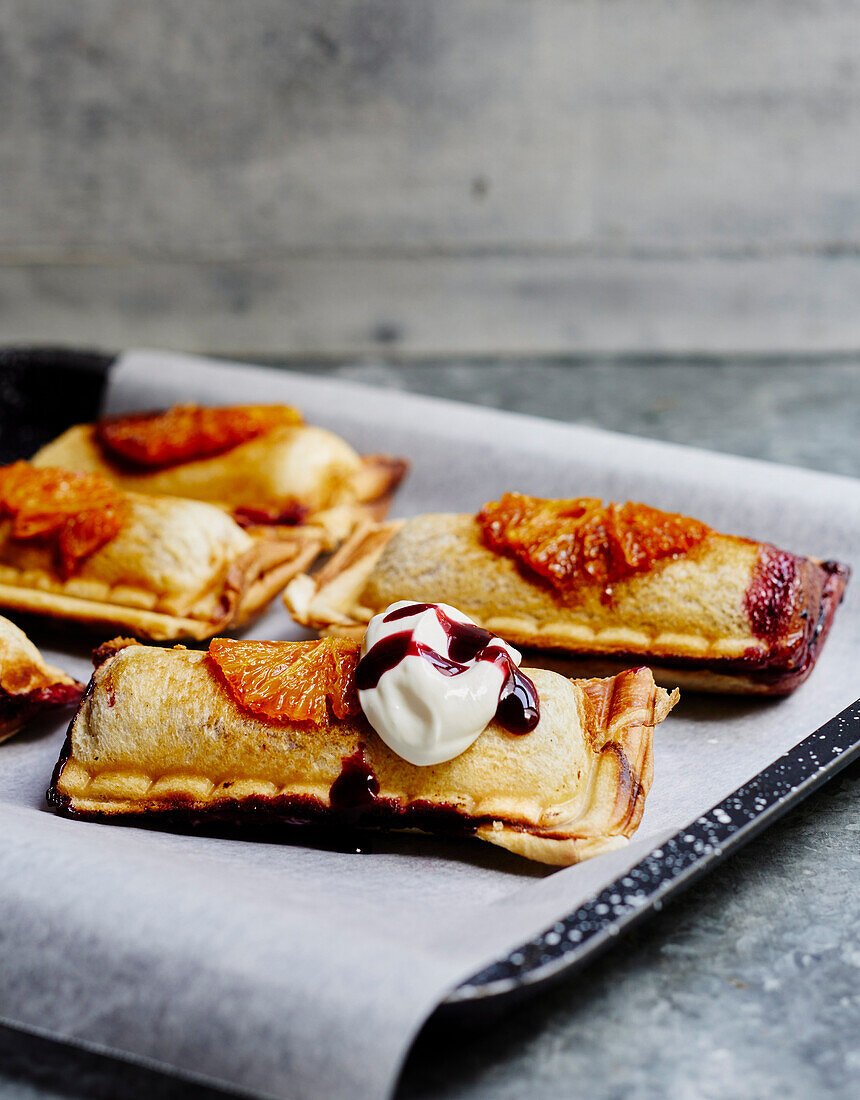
2,1,860,355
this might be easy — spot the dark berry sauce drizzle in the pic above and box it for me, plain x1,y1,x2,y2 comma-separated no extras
356,603,540,735
329,746,380,812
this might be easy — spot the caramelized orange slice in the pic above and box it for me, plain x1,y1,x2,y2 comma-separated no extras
208,637,361,725
0,462,129,577
478,492,710,595
97,403,303,470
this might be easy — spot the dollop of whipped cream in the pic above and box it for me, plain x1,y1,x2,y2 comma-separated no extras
356,601,537,766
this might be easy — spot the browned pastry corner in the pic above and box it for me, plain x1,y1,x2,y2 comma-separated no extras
283,500,849,695
31,406,408,543
0,463,323,641
0,615,82,743
92,636,141,668
47,643,677,866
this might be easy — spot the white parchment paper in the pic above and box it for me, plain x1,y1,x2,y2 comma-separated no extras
0,350,857,1100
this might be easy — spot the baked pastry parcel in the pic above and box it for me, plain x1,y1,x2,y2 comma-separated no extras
284,494,850,694
48,639,677,866
0,462,322,641
32,403,407,541
0,615,82,743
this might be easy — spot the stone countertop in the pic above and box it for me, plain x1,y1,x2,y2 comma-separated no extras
0,357,858,1100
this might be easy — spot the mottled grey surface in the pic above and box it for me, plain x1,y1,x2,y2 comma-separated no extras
3,2,860,353
276,356,860,477
0,359,858,1099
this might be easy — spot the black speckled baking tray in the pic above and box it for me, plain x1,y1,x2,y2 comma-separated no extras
439,695,860,1019
3,347,859,1025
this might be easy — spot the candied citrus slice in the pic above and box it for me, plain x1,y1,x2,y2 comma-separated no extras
208,637,361,725
96,403,303,469
0,462,129,577
478,492,710,595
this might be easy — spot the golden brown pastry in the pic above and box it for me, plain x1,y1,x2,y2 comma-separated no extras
0,463,321,641
32,404,407,540
47,639,677,866
284,494,850,695
0,615,82,742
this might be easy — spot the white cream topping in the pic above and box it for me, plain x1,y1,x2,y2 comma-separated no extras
357,601,522,766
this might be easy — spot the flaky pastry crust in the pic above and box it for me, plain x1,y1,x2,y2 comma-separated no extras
32,422,407,540
0,615,82,742
284,514,849,695
48,645,677,866
0,491,322,641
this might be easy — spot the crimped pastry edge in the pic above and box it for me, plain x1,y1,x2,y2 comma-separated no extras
352,454,409,513
283,519,403,628
48,660,677,867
